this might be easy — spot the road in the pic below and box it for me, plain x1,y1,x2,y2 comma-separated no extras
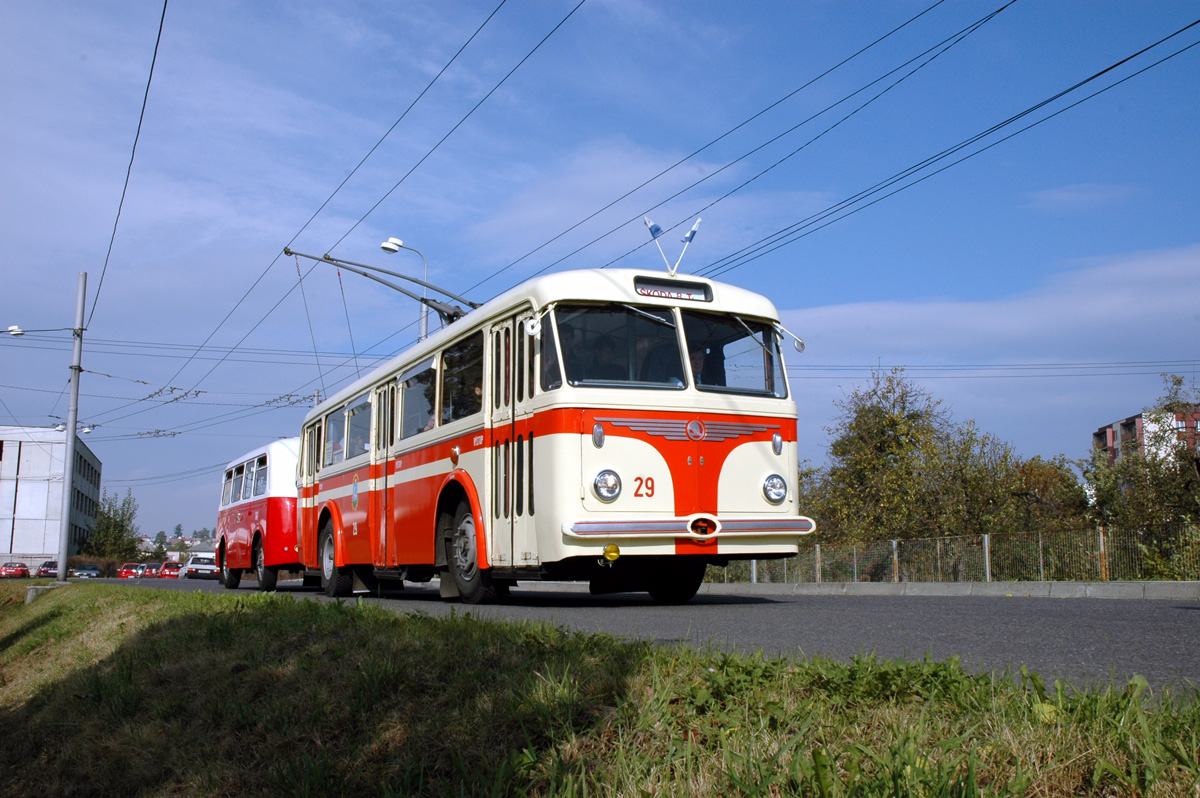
126,577,1200,693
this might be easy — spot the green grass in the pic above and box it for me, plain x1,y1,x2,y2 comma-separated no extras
1,583,1197,797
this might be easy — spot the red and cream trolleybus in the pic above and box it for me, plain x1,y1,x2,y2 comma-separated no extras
298,267,815,603
216,438,302,591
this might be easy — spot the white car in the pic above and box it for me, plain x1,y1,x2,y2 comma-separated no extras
182,554,220,579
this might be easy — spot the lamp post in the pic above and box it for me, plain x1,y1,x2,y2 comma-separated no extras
58,273,87,582
380,237,429,340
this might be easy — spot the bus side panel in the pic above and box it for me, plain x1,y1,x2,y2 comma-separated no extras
264,495,299,567
392,473,441,565
224,505,253,570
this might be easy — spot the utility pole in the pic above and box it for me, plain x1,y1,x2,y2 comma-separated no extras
56,273,86,582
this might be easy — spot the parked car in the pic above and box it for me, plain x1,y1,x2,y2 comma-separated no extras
159,562,183,579
182,554,220,579
1,562,30,578
118,563,141,579
71,564,101,579
142,563,162,578
35,561,58,578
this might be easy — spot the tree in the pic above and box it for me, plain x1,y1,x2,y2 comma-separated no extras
82,489,141,560
799,368,1089,542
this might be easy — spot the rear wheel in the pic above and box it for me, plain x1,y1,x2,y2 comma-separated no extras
254,540,278,592
648,558,706,604
448,501,496,605
220,547,241,590
320,525,353,597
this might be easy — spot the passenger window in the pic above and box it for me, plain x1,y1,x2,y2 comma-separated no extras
230,464,245,502
441,333,484,424
252,455,269,496
241,460,255,500
400,358,437,438
221,470,233,505
345,394,371,459
324,408,346,466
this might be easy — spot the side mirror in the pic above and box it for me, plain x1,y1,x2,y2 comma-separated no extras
523,317,542,337
793,338,805,353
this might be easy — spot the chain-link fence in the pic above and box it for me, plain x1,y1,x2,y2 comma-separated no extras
705,525,1200,583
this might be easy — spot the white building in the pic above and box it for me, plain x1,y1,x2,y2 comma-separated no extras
0,425,102,564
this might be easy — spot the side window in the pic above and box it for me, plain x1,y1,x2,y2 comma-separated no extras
252,454,269,496
221,470,233,505
540,320,562,391
324,407,346,466
230,464,245,503
345,394,371,459
241,459,255,500
400,358,437,438
441,332,484,424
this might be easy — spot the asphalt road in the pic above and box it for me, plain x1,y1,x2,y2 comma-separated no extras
122,577,1200,693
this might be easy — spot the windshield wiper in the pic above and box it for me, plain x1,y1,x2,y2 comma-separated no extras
619,303,676,328
733,315,772,357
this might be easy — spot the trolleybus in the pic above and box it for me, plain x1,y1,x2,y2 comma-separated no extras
216,438,302,590
296,266,814,603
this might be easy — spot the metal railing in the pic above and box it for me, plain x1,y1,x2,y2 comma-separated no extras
707,525,1200,584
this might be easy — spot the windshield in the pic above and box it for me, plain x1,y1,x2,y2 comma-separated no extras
541,303,787,397
546,304,685,389
681,310,787,398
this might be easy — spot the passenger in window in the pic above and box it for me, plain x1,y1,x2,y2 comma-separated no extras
689,346,707,384
589,336,625,381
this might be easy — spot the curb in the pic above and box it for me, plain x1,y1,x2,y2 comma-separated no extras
695,580,1200,601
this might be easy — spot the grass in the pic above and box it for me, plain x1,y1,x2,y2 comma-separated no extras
0,583,1197,797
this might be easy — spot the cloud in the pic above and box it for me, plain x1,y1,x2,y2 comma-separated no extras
1023,183,1138,214
780,244,1200,463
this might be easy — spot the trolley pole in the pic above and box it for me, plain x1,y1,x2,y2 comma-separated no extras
56,272,86,583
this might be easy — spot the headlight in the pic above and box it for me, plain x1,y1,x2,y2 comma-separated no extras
763,474,787,504
594,470,621,502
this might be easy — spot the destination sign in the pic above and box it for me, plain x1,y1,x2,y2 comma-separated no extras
633,276,712,302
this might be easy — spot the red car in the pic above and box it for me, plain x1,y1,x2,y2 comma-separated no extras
142,563,162,578
159,562,183,579
1,562,30,578
118,563,141,579
35,561,58,578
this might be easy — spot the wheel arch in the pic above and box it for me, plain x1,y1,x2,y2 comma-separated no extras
317,503,344,566
436,470,488,571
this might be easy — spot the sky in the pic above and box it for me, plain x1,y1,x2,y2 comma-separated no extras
1,0,1197,539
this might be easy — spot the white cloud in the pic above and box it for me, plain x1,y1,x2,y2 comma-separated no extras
1023,183,1138,214
781,244,1200,463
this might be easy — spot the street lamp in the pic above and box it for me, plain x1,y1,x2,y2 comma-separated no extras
381,237,429,340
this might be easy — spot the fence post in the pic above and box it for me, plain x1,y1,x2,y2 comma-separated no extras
892,540,899,583
815,544,821,584
1038,532,1044,582
853,545,858,583
1099,527,1109,581
984,534,991,582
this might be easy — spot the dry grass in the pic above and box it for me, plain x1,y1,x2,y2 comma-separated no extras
0,582,1197,797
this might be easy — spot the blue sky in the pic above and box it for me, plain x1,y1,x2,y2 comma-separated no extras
2,0,1198,538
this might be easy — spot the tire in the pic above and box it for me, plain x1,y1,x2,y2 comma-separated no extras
320,525,353,597
220,547,241,590
254,540,278,592
648,558,706,604
448,501,496,604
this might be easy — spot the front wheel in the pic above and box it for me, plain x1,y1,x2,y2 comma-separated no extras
448,501,496,605
254,540,278,592
648,558,706,604
220,547,241,590
320,526,353,597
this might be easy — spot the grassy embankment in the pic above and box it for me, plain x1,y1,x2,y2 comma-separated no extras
1,582,1197,797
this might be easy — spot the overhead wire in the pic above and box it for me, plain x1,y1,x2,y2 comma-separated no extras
86,0,169,329
700,18,1200,279
460,0,952,297
98,1,510,426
